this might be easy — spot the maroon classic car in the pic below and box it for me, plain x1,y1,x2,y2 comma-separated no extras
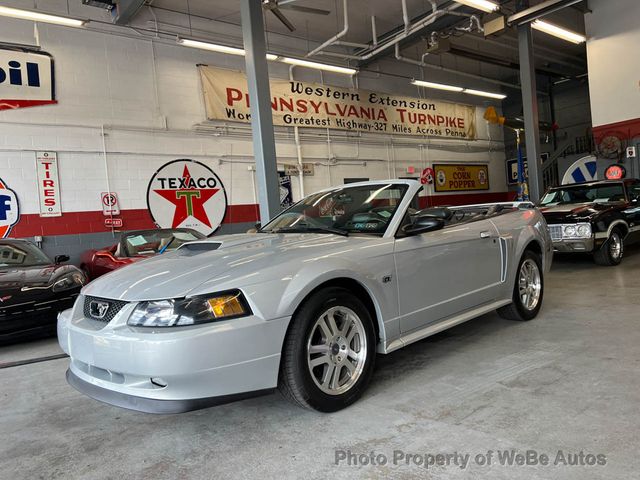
80,228,204,280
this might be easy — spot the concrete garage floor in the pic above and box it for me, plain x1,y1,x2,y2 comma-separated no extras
1,247,639,480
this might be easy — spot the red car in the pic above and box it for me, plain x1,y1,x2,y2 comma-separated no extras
80,228,205,280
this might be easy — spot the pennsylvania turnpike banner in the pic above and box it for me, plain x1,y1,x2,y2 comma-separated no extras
199,66,477,140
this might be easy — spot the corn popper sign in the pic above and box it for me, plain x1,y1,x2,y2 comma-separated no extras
199,66,477,140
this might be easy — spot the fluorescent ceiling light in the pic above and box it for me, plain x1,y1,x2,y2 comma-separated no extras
176,39,355,75
0,6,85,27
280,57,356,75
532,20,586,44
453,0,499,13
463,88,507,99
411,79,464,92
177,38,278,60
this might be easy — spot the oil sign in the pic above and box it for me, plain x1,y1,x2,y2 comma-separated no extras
0,48,56,111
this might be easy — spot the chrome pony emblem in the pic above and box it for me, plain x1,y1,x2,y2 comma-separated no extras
89,300,110,319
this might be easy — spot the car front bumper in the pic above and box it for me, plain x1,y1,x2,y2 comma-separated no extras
57,300,290,413
552,237,595,253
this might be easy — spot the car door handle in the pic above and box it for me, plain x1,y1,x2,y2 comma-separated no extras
480,231,492,238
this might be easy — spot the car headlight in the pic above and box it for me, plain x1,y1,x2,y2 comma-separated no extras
52,272,86,292
127,290,251,327
576,224,592,237
563,225,577,237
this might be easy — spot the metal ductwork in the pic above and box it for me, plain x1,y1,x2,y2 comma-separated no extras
113,0,146,25
82,0,146,25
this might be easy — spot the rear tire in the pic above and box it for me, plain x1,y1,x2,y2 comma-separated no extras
278,287,376,412
594,229,624,266
498,250,544,321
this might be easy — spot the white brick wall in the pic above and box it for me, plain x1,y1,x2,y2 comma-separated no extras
0,18,508,216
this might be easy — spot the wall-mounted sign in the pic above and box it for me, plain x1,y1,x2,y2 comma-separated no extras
147,159,228,236
0,177,19,238
506,153,549,186
626,146,636,159
561,155,597,185
199,66,477,140
420,167,434,185
278,172,293,209
101,192,120,216
604,164,626,180
284,163,315,176
0,48,56,111
506,158,528,185
36,151,61,217
434,164,490,192
104,217,123,228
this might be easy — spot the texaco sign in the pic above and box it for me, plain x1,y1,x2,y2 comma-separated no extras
146,159,228,236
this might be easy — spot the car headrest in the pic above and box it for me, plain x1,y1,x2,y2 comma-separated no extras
418,207,453,221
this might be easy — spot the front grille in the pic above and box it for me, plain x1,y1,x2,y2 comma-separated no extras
548,224,563,241
83,296,128,323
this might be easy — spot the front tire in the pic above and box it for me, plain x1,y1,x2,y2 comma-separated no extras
498,250,544,321
278,287,376,412
594,229,624,266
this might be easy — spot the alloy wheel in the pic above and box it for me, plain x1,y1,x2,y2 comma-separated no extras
306,306,367,396
518,258,542,311
609,232,623,260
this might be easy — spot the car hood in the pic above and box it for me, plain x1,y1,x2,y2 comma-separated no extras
82,233,371,301
0,264,79,305
539,202,618,223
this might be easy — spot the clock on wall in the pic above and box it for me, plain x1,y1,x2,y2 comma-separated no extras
598,135,622,159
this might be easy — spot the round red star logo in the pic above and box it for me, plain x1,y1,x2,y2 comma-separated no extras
147,160,227,236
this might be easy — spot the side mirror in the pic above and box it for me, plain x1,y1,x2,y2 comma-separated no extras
54,254,70,264
402,215,445,236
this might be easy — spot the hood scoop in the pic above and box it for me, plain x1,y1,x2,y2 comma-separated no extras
176,242,222,256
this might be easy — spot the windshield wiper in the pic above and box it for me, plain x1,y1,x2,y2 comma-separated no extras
271,226,349,237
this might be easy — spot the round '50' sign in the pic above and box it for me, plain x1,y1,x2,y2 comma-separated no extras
146,159,228,236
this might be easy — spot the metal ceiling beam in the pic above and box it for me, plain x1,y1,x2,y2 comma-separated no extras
240,0,281,223
508,0,585,26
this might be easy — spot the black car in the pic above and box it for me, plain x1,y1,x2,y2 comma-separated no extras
0,239,86,343
539,179,640,265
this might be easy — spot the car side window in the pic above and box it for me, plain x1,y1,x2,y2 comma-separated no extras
628,183,640,202
397,190,424,235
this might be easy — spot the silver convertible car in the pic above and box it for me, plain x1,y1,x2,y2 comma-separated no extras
58,180,552,413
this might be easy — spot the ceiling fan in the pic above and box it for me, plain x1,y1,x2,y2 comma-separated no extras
262,0,331,32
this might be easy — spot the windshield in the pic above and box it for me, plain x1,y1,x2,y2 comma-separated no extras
262,183,409,236
540,184,626,206
122,229,205,257
0,241,52,267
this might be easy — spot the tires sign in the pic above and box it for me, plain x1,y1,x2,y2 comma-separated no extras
147,159,227,236
36,151,61,217
0,177,19,238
